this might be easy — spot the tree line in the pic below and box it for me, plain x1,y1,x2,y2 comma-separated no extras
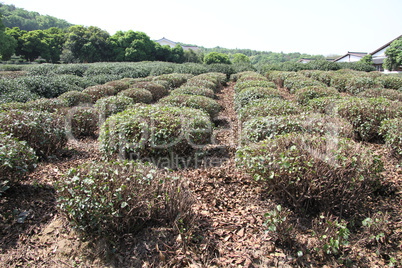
0,3,72,31
0,22,201,63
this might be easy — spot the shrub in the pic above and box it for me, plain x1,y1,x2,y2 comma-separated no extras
306,96,343,114
204,52,231,65
206,64,234,79
294,86,340,105
99,105,213,161
195,72,227,86
64,107,99,139
337,97,402,141
18,75,87,98
0,110,67,157
184,78,217,92
344,76,382,95
305,60,340,71
235,87,283,110
0,132,38,182
58,91,92,107
130,81,169,101
311,214,350,257
170,86,215,99
234,80,276,93
237,72,268,82
284,76,326,93
159,94,221,118
94,95,134,119
236,133,383,214
301,70,334,86
266,71,301,88
238,98,301,122
329,73,354,92
57,160,194,237
380,118,402,159
104,80,131,93
23,98,66,113
376,75,402,89
241,113,354,144
82,85,117,103
358,88,402,101
153,73,194,89
0,89,40,104
117,88,153,104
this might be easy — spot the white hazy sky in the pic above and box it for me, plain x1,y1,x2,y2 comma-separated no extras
2,0,402,56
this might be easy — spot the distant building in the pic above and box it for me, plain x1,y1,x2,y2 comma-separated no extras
333,52,367,63
297,58,334,63
369,35,402,71
155,37,200,51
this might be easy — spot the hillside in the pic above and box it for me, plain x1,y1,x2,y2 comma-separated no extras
0,3,72,31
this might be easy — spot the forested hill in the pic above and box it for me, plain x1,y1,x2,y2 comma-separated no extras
0,3,72,31
200,46,326,65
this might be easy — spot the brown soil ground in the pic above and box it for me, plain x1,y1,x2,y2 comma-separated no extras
1,82,401,267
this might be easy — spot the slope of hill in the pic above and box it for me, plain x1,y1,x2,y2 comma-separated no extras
0,3,72,31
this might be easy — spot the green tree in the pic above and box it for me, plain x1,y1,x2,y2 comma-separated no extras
360,54,374,65
109,30,155,62
168,44,184,63
5,27,26,56
154,43,171,61
204,52,231,64
18,29,46,61
0,14,17,60
62,25,112,63
183,49,202,63
383,37,402,71
232,53,250,64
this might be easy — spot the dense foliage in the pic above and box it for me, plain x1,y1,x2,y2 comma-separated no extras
57,160,194,238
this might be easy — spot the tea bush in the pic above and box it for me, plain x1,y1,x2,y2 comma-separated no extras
153,73,194,89
337,97,402,141
330,73,354,92
284,76,326,93
117,88,153,104
130,81,169,101
82,85,117,103
23,98,67,113
64,107,99,139
306,96,344,115
294,86,340,105
0,132,38,182
358,88,402,101
344,76,382,95
99,105,212,160
58,91,92,107
376,75,402,89
170,86,215,99
57,160,194,237
104,80,131,93
266,71,300,88
0,110,67,157
205,64,234,79
236,133,383,214
184,78,217,91
238,98,301,122
234,80,277,93
159,94,221,118
299,70,333,86
94,95,134,119
234,87,283,110
241,113,354,144
237,72,268,82
380,118,402,159
195,72,227,86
